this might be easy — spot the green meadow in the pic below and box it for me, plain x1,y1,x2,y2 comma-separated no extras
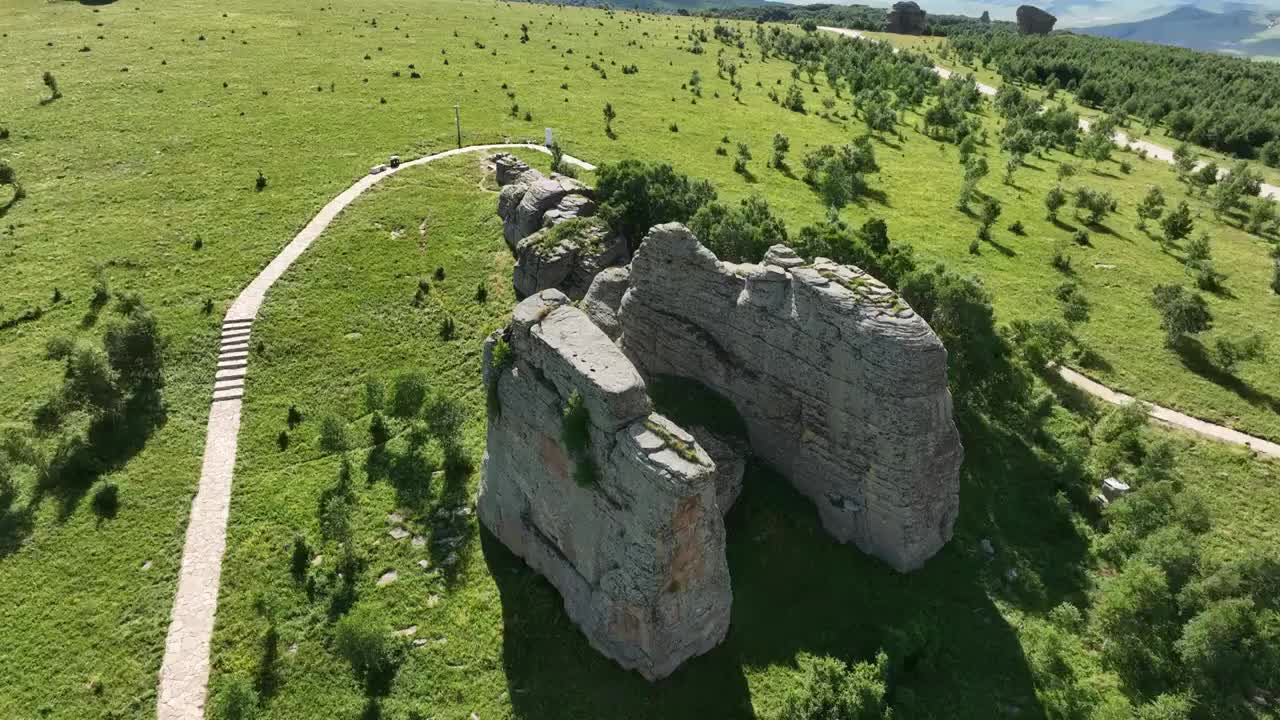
0,1,1277,718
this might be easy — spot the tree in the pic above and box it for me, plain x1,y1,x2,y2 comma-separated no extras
1160,201,1194,246
1214,334,1265,374
689,195,788,263
1091,561,1179,692
1246,197,1276,236
596,160,716,249
778,652,893,720
1136,186,1165,231
1074,187,1117,226
1151,284,1212,347
771,133,790,169
602,102,617,137
979,196,1002,232
801,139,879,209
1045,185,1067,221
1172,143,1196,181
1175,598,1264,700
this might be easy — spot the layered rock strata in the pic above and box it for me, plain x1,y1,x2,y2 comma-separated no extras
617,224,963,572
478,290,732,680
492,153,626,300
886,1,927,35
1016,5,1057,34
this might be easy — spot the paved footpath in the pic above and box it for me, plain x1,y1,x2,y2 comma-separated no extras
155,143,594,720
1057,366,1280,459
819,26,1280,199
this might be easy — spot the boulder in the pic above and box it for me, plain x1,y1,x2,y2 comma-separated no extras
581,266,631,340
886,1,927,35
480,290,731,680
1016,5,1056,34
618,224,963,572
491,153,592,251
687,425,747,516
513,217,628,301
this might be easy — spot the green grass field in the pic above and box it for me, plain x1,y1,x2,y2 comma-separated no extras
0,1,1278,718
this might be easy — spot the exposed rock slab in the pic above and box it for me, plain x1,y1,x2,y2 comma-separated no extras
687,425,747,516
1016,5,1056,34
479,290,731,680
513,218,628,301
617,224,962,572
582,266,631,340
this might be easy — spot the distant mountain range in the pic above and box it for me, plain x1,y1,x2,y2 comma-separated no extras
1077,2,1280,56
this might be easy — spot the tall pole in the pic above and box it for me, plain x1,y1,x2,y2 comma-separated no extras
453,104,461,148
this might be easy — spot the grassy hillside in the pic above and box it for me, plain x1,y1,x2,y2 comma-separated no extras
0,1,1277,718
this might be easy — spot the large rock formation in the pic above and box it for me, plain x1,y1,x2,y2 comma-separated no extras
1016,5,1057,34
493,154,627,300
479,290,732,680
617,224,963,572
886,1,927,35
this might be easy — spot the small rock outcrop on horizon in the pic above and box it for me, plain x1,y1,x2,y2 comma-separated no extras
493,153,627,300
479,290,731,681
618,224,963,572
1016,5,1057,34
886,1,928,35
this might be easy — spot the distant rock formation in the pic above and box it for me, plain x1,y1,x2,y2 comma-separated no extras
980,10,991,24
886,1,927,35
493,153,627,299
617,224,963,572
479,290,731,680
1016,5,1057,34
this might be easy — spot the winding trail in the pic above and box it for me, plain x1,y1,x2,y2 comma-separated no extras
1057,367,1280,458
155,143,594,720
819,26,1280,199
158,106,1280,717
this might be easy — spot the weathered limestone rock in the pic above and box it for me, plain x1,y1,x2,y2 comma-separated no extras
492,154,595,252
1016,5,1057,34
479,290,731,680
513,218,628,300
886,1,927,35
582,266,631,340
617,224,963,572
687,425,747,516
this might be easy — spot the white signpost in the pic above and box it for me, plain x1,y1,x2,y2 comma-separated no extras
545,127,554,147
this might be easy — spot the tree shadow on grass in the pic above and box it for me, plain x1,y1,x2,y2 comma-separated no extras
1173,338,1280,415
488,403,1086,719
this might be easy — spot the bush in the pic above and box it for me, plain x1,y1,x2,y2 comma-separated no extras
287,404,304,428
290,536,310,581
1008,220,1025,235
1213,334,1265,373
1175,598,1263,699
689,195,787,263
1072,229,1090,246
778,652,893,720
334,607,402,688
595,160,716,247
1050,242,1072,273
255,172,267,192
210,675,259,720
561,390,591,453
1151,285,1212,347
318,415,349,453
1092,561,1179,692
42,71,61,99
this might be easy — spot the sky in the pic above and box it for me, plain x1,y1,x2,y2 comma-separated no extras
789,0,1280,27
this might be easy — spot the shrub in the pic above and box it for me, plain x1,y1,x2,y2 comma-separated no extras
433,266,445,281
91,482,119,519
318,416,349,453
276,431,289,450
287,404,304,428
778,652,893,720
0,127,9,140
689,195,787,263
1213,334,1265,373
1050,242,1071,272
596,160,716,247
1151,284,1212,347
1161,201,1194,245
1091,561,1178,692
802,139,879,209
561,390,591,453
1175,598,1263,699
42,71,61,100
210,675,259,720
1044,185,1066,221
1055,281,1090,324
334,607,402,686
255,171,267,192
1073,229,1090,246
968,238,980,254
771,133,790,168
1008,220,1025,235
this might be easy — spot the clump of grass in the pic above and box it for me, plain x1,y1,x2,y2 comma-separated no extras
561,390,591,453
642,418,704,465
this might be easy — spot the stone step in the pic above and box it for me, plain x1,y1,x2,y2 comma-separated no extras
220,327,251,340
223,317,253,327
215,368,246,381
218,351,249,363
216,358,248,371
220,341,250,353
214,377,245,392
212,387,244,402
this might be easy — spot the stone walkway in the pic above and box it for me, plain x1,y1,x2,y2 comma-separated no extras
1057,366,1280,459
156,143,594,720
819,26,1280,199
